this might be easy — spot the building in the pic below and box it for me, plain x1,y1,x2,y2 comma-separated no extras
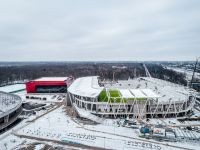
0,91,22,130
67,76,196,122
26,77,74,93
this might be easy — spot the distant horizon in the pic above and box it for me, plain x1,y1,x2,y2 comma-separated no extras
0,60,197,63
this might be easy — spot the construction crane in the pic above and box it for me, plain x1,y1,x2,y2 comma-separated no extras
143,63,152,78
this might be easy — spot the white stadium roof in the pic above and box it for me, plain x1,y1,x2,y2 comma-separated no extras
141,89,160,98
130,89,147,98
0,91,22,117
117,89,161,99
68,76,103,98
120,89,134,98
106,77,193,103
68,76,194,103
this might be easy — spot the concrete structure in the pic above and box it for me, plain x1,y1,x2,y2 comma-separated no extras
68,76,196,121
26,77,74,93
0,91,22,130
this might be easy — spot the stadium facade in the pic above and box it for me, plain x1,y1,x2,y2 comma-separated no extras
0,91,22,130
68,76,196,121
26,77,74,93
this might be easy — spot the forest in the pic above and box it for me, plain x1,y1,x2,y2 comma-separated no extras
0,62,188,87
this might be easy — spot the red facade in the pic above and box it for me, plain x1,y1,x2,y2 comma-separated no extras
26,77,74,93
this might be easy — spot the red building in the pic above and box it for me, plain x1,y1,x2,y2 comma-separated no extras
26,77,74,93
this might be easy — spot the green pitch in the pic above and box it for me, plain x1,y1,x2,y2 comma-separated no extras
98,89,146,103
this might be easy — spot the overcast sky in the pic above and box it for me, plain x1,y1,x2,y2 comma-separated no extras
0,0,199,61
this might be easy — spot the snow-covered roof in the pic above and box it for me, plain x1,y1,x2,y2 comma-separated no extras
33,77,69,82
120,89,133,98
0,91,22,118
68,76,194,102
120,89,160,98
68,76,103,98
0,84,25,93
102,77,194,103
130,89,147,98
141,89,160,98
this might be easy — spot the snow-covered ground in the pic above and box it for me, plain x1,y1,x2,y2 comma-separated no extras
166,66,200,80
25,93,65,103
0,84,25,93
0,134,31,150
1,105,200,150
0,100,61,150
16,107,161,150
0,134,79,150
15,106,200,150
1,87,200,150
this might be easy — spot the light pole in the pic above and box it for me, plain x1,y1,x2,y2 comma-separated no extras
112,66,127,82
112,71,116,82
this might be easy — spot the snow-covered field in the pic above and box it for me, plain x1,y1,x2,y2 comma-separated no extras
166,66,200,80
13,106,200,150
25,93,65,102
1,107,200,150
15,107,163,150
0,134,79,150
0,84,25,93
1,85,200,150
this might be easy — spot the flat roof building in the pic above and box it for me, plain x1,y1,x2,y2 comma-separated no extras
26,76,74,93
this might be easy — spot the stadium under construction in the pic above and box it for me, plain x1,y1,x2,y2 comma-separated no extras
0,91,22,130
67,76,197,122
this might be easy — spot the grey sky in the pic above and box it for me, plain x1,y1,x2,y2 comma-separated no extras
0,0,199,61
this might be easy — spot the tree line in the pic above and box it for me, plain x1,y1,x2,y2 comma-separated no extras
0,62,187,87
